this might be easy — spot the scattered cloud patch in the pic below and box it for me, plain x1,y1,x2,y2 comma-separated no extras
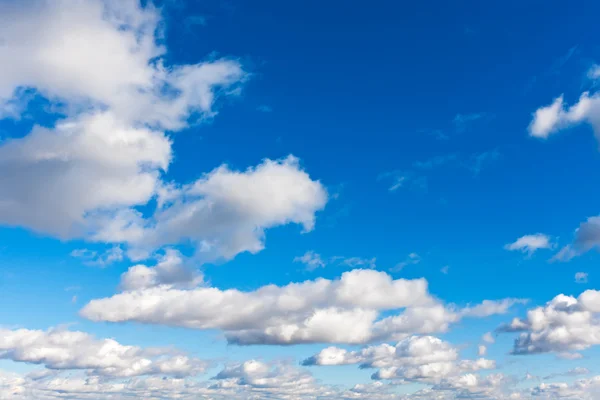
453,112,488,132
392,253,421,272
552,216,600,261
504,234,552,256
469,149,501,175
0,327,207,378
256,105,272,112
82,268,521,346
294,251,326,271
70,246,124,267
303,335,496,384
498,290,600,355
529,92,600,141
575,272,589,284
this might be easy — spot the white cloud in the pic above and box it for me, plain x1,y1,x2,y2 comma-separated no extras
459,298,528,318
0,1,326,262
128,155,328,261
530,376,600,399
120,248,202,291
0,327,206,378
82,268,522,345
529,92,600,140
544,367,590,380
498,290,600,355
588,64,600,80
432,373,513,399
303,336,496,384
70,246,124,267
482,332,496,344
0,361,402,400
392,253,421,272
294,251,326,271
504,233,552,255
453,113,487,132
0,112,172,239
0,0,244,129
337,256,377,269
553,216,600,261
576,272,589,284
478,345,487,356
0,0,260,253
82,269,434,345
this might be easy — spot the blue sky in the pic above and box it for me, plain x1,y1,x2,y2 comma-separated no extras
1,0,600,398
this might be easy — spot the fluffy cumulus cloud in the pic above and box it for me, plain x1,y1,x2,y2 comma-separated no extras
498,290,600,356
120,248,203,290
528,61,600,142
528,93,600,140
0,0,327,261
303,335,496,384
0,327,206,378
0,360,406,400
0,0,243,127
81,268,522,345
504,234,553,255
529,376,600,400
130,155,328,261
5,364,600,400
0,112,173,239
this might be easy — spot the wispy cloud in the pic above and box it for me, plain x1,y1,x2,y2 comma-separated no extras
453,112,488,132
378,171,427,193
391,253,421,272
184,15,208,32
294,252,377,270
294,251,326,271
413,153,458,170
256,105,273,113
525,45,578,93
335,256,377,269
70,246,124,267
380,149,499,194
575,272,589,284
469,149,501,176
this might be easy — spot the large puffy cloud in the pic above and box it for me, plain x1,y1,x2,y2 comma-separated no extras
0,327,206,378
0,1,327,262
0,112,171,238
303,336,496,384
81,268,522,345
0,0,244,129
0,0,246,242
128,155,328,261
498,290,600,356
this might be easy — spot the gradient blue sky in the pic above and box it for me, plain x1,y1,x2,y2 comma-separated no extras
1,0,600,399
